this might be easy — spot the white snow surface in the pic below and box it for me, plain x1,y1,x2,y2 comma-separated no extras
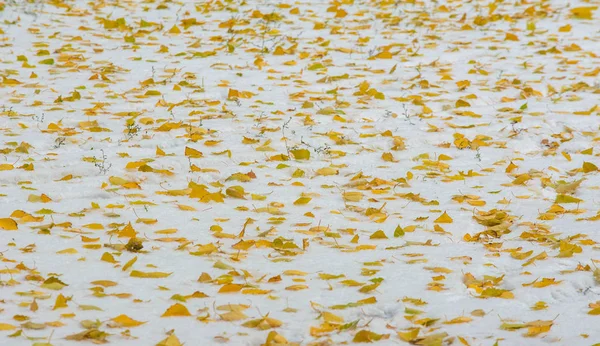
0,0,600,345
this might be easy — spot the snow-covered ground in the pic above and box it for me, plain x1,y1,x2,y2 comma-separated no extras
1,0,600,345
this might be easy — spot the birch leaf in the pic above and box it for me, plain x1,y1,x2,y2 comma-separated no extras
161,303,192,317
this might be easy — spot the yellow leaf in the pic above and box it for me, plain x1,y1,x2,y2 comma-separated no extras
369,230,388,239
398,328,420,342
554,194,582,204
52,294,68,310
84,223,104,230
394,225,405,237
30,299,38,312
290,148,310,160
466,199,485,207
28,194,52,203
227,88,240,99
2,77,22,85
283,270,307,276
335,8,347,18
57,248,78,254
456,80,470,90
531,301,548,311
479,288,514,299
219,283,244,293
454,137,470,149
316,167,338,176
0,323,17,331
583,161,598,173
588,307,600,315
523,251,547,267
582,147,594,155
41,277,68,290
505,161,518,173
381,152,396,162
427,267,452,274
216,304,249,312
322,311,344,324
523,277,562,288
242,288,270,295
58,174,73,181
178,204,197,211
504,32,519,41
373,51,393,59
554,179,585,194
444,316,472,324
0,218,18,230
232,239,255,251
511,250,533,260
156,334,183,346
294,197,311,205
130,271,172,278
340,279,363,287
91,280,117,287
571,6,597,20
559,24,572,32
118,222,137,238
353,330,389,342
226,186,246,199
456,99,471,108
434,212,453,223
243,316,283,330
155,228,178,235
112,314,146,327
122,256,137,271
185,146,203,158
512,173,531,185
65,329,108,341
308,62,326,71
190,243,218,256
524,320,553,337
101,252,117,263
109,176,139,188
343,191,363,202
219,311,247,321
161,303,191,317
168,25,181,34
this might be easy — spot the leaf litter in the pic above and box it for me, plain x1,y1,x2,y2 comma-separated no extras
0,0,599,345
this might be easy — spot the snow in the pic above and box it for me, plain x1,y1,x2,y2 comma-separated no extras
0,0,600,345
